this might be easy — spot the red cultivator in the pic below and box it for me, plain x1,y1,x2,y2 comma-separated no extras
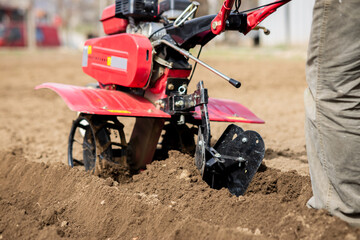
37,0,291,196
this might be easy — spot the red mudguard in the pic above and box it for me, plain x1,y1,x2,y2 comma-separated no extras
36,83,264,124
36,83,171,118
194,98,264,124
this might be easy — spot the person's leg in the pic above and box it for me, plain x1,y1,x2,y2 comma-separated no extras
305,0,360,226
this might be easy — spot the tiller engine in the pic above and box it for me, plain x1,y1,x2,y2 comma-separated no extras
36,0,291,196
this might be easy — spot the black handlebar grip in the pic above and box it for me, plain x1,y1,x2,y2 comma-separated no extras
229,78,241,88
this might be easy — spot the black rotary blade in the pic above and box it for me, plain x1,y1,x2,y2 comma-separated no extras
210,124,265,196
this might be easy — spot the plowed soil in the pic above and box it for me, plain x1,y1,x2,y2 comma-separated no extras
0,49,359,240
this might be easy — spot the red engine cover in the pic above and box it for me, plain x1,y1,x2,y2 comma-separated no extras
82,34,153,89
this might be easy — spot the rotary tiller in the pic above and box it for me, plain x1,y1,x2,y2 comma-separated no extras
36,0,291,196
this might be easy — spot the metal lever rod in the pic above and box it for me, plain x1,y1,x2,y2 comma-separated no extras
157,40,241,88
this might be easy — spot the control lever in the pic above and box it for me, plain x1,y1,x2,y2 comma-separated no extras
153,40,241,88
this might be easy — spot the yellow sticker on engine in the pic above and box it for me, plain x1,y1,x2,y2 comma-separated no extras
107,57,112,66
87,45,92,55
107,110,131,114
227,116,247,121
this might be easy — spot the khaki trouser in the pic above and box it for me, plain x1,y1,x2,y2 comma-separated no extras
305,0,360,226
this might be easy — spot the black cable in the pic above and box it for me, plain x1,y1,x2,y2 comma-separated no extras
234,0,242,13
189,45,203,81
148,17,173,40
148,24,172,40
237,0,289,14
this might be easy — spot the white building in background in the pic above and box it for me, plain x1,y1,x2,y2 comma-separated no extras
258,0,315,46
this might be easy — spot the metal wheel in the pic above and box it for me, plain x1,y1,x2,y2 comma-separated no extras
195,127,206,176
68,114,128,176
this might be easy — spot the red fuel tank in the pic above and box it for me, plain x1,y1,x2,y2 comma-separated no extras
82,34,153,89
100,4,128,35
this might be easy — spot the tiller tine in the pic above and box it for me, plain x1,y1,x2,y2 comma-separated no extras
194,81,265,196
204,125,264,196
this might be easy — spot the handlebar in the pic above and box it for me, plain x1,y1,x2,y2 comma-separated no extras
211,0,291,35
245,0,291,34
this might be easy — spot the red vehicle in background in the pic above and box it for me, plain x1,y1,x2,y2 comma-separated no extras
0,23,60,47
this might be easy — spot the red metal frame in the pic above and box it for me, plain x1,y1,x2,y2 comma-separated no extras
245,0,291,34
145,68,191,103
211,0,235,35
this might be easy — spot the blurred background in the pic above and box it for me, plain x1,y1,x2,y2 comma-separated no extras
0,0,315,50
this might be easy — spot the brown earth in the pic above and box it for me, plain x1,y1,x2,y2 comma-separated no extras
0,49,359,240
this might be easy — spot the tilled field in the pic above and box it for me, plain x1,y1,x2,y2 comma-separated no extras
0,49,359,239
